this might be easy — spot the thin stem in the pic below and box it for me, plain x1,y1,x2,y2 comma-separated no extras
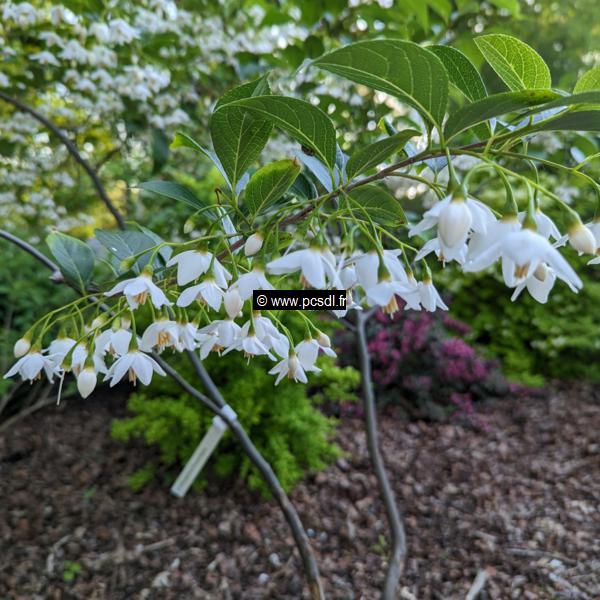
356,311,406,599
0,91,126,229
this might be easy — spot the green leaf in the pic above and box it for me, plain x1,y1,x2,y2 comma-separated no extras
290,172,317,200
244,159,301,218
95,230,159,274
534,111,600,133
518,91,600,119
574,66,600,93
151,129,169,174
211,77,273,190
346,129,420,180
475,34,551,91
223,96,337,171
46,232,94,291
429,45,490,139
347,185,406,226
137,180,214,217
427,0,452,22
403,0,428,30
429,45,487,102
313,39,449,127
444,89,559,139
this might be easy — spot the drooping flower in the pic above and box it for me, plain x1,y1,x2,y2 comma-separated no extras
140,319,179,352
267,247,339,289
269,354,308,385
176,278,225,311
223,321,276,361
174,321,199,352
465,227,582,292
104,350,166,386
4,352,57,383
467,217,521,262
94,326,132,357
409,194,495,239
48,336,77,367
252,314,290,358
235,268,274,301
196,319,241,358
418,279,449,312
166,250,231,287
105,273,171,309
295,336,334,370
510,263,557,304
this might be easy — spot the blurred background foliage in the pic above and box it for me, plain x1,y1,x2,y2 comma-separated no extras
1,0,599,487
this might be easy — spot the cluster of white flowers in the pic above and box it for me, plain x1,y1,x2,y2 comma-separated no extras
5,183,599,396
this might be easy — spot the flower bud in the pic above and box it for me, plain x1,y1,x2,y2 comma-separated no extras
569,222,596,255
438,199,472,248
287,354,299,378
13,337,31,358
244,233,263,257
224,288,243,319
77,367,97,399
91,315,106,329
316,331,331,348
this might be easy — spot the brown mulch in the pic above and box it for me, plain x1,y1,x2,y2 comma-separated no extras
0,384,598,599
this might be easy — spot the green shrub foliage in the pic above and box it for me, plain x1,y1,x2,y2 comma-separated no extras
111,351,359,495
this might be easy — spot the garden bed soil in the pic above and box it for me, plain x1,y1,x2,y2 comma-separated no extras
0,383,598,599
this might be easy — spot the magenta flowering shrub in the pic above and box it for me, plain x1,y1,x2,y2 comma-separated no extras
340,306,509,424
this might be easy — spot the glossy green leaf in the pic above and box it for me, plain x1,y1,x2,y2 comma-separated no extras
535,111,600,133
244,159,301,218
138,180,214,217
574,66,600,93
95,229,159,274
211,77,273,190
429,45,487,102
313,39,449,127
346,129,420,180
444,90,559,139
224,96,337,171
347,185,406,226
46,232,94,292
475,34,551,91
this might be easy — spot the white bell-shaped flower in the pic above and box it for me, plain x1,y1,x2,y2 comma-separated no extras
4,352,57,383
104,349,166,386
510,263,557,304
267,247,338,289
176,278,225,311
465,227,582,292
236,268,274,301
438,198,473,248
197,319,241,358
269,353,308,385
140,319,179,352
418,279,449,312
166,250,231,287
105,273,171,309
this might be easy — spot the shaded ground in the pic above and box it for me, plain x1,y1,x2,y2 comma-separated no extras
0,384,598,599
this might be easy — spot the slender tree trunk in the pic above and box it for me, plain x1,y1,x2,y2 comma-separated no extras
356,311,406,599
